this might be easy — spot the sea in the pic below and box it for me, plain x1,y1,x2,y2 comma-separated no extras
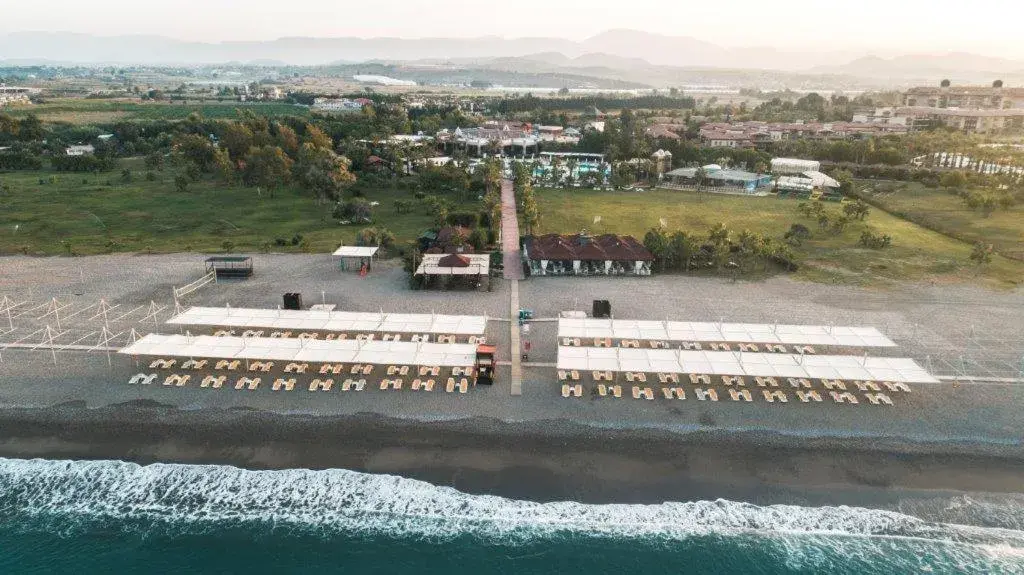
0,458,1022,574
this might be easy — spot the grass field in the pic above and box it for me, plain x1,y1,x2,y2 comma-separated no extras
0,160,459,256
3,99,309,124
854,179,1024,261
535,188,1024,287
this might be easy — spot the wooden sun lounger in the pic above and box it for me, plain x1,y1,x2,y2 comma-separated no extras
128,373,158,385
570,370,580,381
201,375,226,389
423,379,435,392
558,370,568,381
797,390,822,403
447,378,456,393
854,380,882,392
149,359,176,369
722,375,745,387
765,344,787,353
285,363,309,374
794,345,816,355
738,343,760,353
598,384,608,397
788,378,812,389
561,384,571,398
380,379,391,391
351,364,363,374
661,387,674,400
695,388,718,402
729,389,752,402
822,379,846,391
763,390,788,403
610,385,622,398
272,378,296,391
755,376,778,388
361,365,373,375
459,379,469,393
865,393,894,406
353,379,366,391
681,341,702,350
830,391,859,404
412,379,422,390
710,343,731,351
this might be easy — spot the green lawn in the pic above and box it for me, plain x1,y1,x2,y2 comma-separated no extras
0,161,458,256
535,187,1024,287
854,179,1024,260
4,98,309,124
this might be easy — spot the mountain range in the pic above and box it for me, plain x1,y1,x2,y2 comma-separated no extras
1,29,1022,85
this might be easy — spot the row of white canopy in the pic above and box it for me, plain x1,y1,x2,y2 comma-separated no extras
167,307,488,336
121,334,478,367
557,346,938,383
557,318,896,348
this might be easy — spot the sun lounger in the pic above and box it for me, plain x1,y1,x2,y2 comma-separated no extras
561,384,571,398
681,341,702,351
362,365,373,375
830,391,859,404
395,379,404,390
763,390,788,403
215,360,231,370
380,379,391,391
787,378,812,389
797,390,822,403
689,374,711,385
722,375,745,387
710,343,731,351
459,379,470,393
765,344,787,353
350,364,363,375
695,388,718,402
672,387,685,399
129,373,157,385
387,366,398,376
662,387,674,400
309,379,332,391
272,378,296,391
822,379,846,391
610,385,622,398
182,359,197,369
214,330,234,337
447,378,456,393
755,377,778,388
558,370,568,381
738,343,760,353
854,380,882,392
865,393,894,406
728,388,752,402
882,382,911,393
598,384,608,397
285,363,308,374
201,375,224,388
423,379,435,391
242,330,264,338
569,370,580,381
163,374,181,386
412,379,422,391
354,379,366,391
342,379,353,391
149,359,176,369
794,345,816,355
399,366,409,377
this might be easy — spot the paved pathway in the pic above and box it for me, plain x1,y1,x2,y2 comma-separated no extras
500,179,523,281
500,179,524,395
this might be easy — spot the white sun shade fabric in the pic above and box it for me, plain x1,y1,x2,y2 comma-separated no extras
556,347,938,384
558,319,896,348
167,307,487,336
332,246,379,258
121,334,477,367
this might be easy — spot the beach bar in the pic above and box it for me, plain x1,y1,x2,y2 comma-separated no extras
205,256,254,279
333,246,379,273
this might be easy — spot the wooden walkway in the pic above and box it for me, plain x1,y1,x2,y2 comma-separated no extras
500,179,524,395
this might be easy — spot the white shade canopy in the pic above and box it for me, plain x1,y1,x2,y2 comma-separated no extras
168,307,487,336
558,319,896,348
333,246,379,258
556,346,938,384
121,334,477,367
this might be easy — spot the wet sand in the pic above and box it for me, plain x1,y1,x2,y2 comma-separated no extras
0,400,1021,507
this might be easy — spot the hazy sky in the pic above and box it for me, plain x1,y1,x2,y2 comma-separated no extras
3,0,1023,56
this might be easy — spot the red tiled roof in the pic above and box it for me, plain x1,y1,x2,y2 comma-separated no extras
526,234,653,262
437,253,471,267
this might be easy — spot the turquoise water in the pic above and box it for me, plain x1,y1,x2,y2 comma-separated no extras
0,459,1022,574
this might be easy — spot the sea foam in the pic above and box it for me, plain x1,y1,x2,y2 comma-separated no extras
0,457,1022,555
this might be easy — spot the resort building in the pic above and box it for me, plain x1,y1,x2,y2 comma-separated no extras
523,234,654,277
699,121,907,146
894,107,1024,134
902,82,1024,110
312,98,365,112
662,165,774,195
436,126,540,158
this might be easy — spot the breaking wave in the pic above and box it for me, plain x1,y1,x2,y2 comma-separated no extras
0,458,1022,573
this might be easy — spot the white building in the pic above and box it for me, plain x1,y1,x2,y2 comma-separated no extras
65,145,96,156
313,98,363,112
771,158,821,175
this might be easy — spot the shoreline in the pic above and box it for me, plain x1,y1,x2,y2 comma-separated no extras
1,401,1022,506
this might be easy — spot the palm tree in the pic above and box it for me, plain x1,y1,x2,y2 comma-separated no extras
694,166,708,201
